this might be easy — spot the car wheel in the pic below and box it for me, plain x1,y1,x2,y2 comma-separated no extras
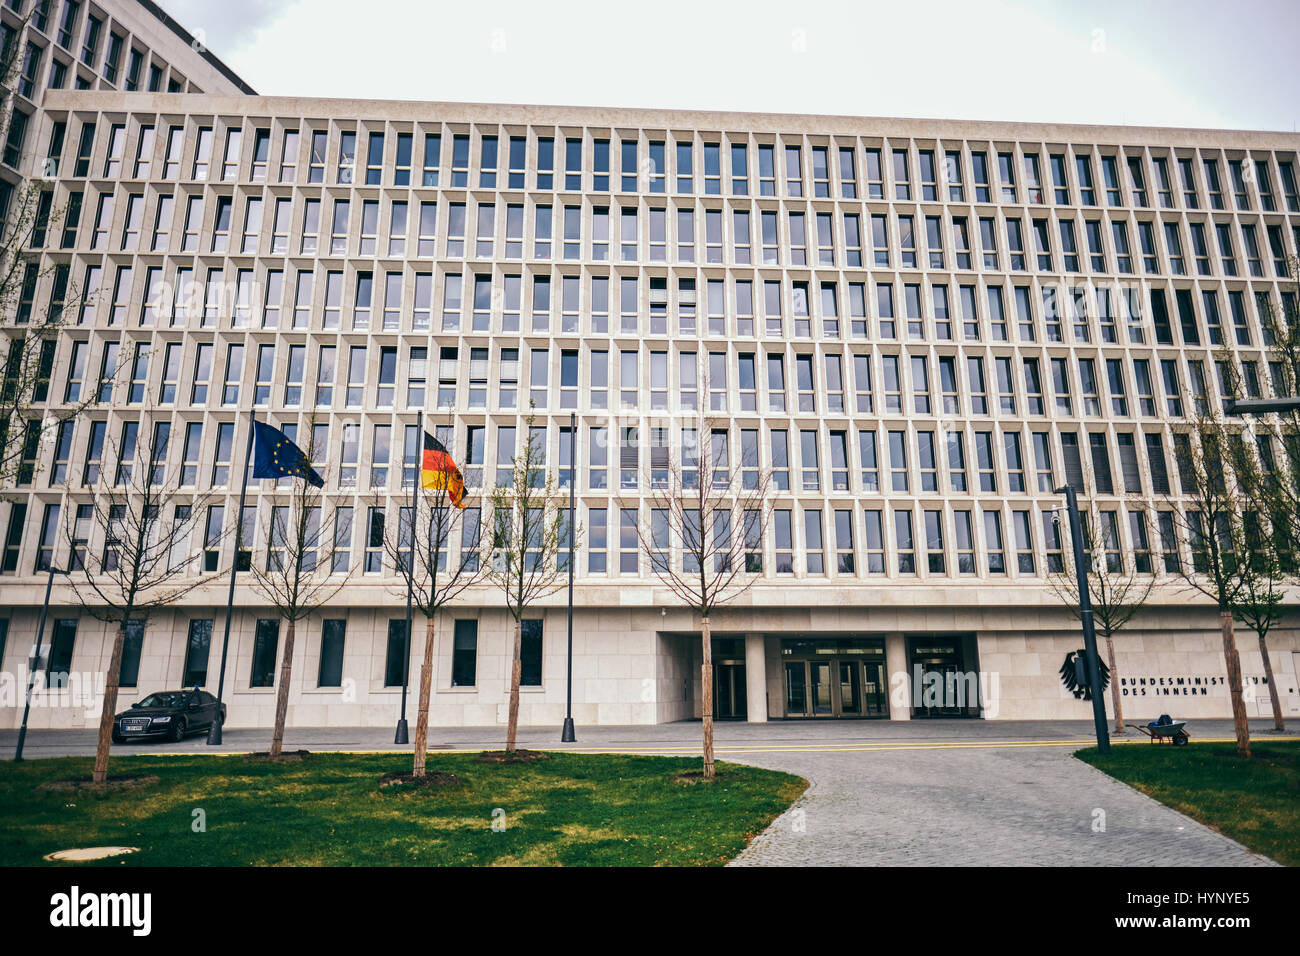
169,719,186,743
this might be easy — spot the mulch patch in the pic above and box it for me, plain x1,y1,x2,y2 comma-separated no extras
671,770,727,785
473,749,548,764
378,770,463,790
244,750,311,761
37,774,161,794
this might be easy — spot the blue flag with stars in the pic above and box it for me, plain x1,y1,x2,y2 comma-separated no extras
251,420,324,487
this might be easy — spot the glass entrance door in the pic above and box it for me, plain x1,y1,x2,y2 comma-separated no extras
780,637,890,718
839,661,861,715
714,663,747,719
784,662,807,715
907,637,978,717
862,661,887,715
809,661,833,715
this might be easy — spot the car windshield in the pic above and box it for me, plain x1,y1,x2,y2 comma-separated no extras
137,693,188,709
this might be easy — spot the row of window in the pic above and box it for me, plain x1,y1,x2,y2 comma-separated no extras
2,614,511,692
8,393,1254,512
21,247,1296,354
43,183,1300,282
39,113,1300,215
2,487,1224,585
23,326,1283,434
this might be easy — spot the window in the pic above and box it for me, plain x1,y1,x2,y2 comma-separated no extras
249,619,279,688
1089,432,1113,494
520,619,543,686
967,357,988,414
1004,431,1025,492
381,620,409,687
436,618,476,688
974,431,996,492
42,619,77,689
984,510,1006,574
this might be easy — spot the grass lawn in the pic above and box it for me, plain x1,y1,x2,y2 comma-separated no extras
0,751,806,867
1076,739,1300,866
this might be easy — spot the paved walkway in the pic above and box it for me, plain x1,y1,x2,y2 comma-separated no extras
728,742,1277,867
4,719,1289,866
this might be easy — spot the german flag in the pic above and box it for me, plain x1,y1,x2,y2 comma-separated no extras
421,432,465,508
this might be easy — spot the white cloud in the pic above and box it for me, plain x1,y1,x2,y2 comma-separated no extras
171,0,1297,131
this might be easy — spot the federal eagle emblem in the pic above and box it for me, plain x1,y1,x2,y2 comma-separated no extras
1059,649,1110,700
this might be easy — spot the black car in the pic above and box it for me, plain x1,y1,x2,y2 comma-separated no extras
112,690,225,743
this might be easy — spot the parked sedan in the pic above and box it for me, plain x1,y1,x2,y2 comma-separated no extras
112,690,225,743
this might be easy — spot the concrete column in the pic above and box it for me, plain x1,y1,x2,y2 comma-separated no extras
884,632,911,721
744,633,768,722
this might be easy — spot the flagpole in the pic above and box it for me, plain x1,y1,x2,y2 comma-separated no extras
208,410,256,745
561,411,576,743
395,409,420,745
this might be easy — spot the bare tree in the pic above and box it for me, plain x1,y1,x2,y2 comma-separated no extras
486,416,571,753
1225,265,1300,733
248,427,355,757
379,475,487,777
66,413,215,782
1047,503,1156,734
635,413,772,780
1233,536,1287,733
1165,413,1254,757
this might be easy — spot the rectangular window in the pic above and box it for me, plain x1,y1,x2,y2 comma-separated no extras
446,619,478,687
250,619,280,688
520,619,543,686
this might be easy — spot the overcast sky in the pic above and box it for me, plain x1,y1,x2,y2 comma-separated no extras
159,0,1300,132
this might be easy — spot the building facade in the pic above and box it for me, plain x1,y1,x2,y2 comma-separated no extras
2,1,1300,731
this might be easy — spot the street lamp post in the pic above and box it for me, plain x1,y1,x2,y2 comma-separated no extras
1055,485,1110,754
561,412,577,743
14,563,68,761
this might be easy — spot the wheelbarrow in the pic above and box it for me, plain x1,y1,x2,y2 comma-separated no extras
1128,721,1190,746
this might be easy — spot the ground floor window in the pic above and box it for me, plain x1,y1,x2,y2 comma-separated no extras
119,619,144,687
319,619,346,687
0,618,8,672
47,619,77,688
521,619,542,686
182,619,212,686
384,619,408,687
451,619,477,687
250,619,280,687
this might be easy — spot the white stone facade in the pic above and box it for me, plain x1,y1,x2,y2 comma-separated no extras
1,2,1300,729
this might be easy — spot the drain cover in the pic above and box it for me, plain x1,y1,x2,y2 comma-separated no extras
44,846,140,862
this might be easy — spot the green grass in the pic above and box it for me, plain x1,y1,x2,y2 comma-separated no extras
0,752,807,867
1077,739,1300,866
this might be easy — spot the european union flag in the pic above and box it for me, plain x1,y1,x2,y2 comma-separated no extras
251,420,324,487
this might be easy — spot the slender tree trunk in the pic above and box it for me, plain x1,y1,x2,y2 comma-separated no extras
1220,610,1251,758
92,619,129,784
413,615,437,777
701,615,715,780
1105,634,1124,734
1257,632,1285,732
269,619,297,758
505,616,523,752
